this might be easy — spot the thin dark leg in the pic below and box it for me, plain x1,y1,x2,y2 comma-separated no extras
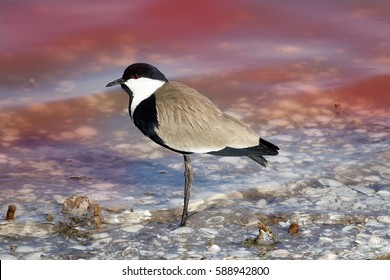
180,154,195,226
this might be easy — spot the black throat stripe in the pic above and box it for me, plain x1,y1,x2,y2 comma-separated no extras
132,94,162,144
131,94,191,155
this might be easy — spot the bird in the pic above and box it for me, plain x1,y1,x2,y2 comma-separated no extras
106,63,279,226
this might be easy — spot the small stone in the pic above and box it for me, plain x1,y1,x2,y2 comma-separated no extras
15,246,35,253
368,235,386,246
318,237,333,244
288,222,299,236
341,225,356,232
227,250,252,258
6,205,16,220
24,252,45,260
380,169,390,179
256,199,267,208
91,232,110,239
107,215,121,224
268,249,290,258
0,254,18,260
47,213,54,222
165,254,179,259
377,216,390,224
208,244,221,254
349,184,375,195
377,190,390,198
381,244,390,253
318,178,345,188
364,175,381,182
199,228,218,236
206,216,225,224
321,253,338,260
122,224,143,233
172,227,194,234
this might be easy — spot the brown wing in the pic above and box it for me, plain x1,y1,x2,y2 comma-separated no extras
155,81,259,153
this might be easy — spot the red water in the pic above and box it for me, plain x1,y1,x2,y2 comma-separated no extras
1,0,389,152
2,0,389,91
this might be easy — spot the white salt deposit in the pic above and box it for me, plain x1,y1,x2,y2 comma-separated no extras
121,225,144,233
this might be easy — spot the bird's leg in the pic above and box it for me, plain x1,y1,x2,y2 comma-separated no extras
180,154,195,226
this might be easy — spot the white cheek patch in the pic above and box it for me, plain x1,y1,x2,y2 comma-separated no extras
124,77,165,117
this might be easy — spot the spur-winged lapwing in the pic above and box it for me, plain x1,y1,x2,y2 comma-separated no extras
106,63,279,226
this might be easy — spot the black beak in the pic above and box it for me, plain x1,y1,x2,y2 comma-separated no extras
106,78,125,87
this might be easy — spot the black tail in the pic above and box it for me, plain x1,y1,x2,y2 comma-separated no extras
247,138,279,167
208,138,279,167
259,138,279,155
247,155,268,167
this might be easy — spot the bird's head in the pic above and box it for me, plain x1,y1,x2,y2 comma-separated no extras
106,63,167,96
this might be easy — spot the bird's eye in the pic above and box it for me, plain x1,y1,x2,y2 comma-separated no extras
132,74,141,79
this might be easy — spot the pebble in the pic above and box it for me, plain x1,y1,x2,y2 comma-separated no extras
377,216,390,224
172,227,194,234
319,237,333,244
122,244,139,257
380,169,390,179
381,244,390,253
349,184,375,195
122,224,144,233
199,228,218,236
70,245,88,251
341,225,356,232
268,249,291,258
352,202,367,210
279,171,300,179
165,254,179,259
320,253,338,260
91,232,110,239
15,246,35,253
368,235,386,247
365,219,384,227
318,178,346,188
206,216,225,224
18,186,35,194
0,254,18,260
23,252,45,260
107,215,121,224
363,175,381,182
208,244,221,254
377,190,390,198
256,199,267,208
228,250,252,258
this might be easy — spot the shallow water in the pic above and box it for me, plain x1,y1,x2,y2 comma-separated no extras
1,0,389,260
